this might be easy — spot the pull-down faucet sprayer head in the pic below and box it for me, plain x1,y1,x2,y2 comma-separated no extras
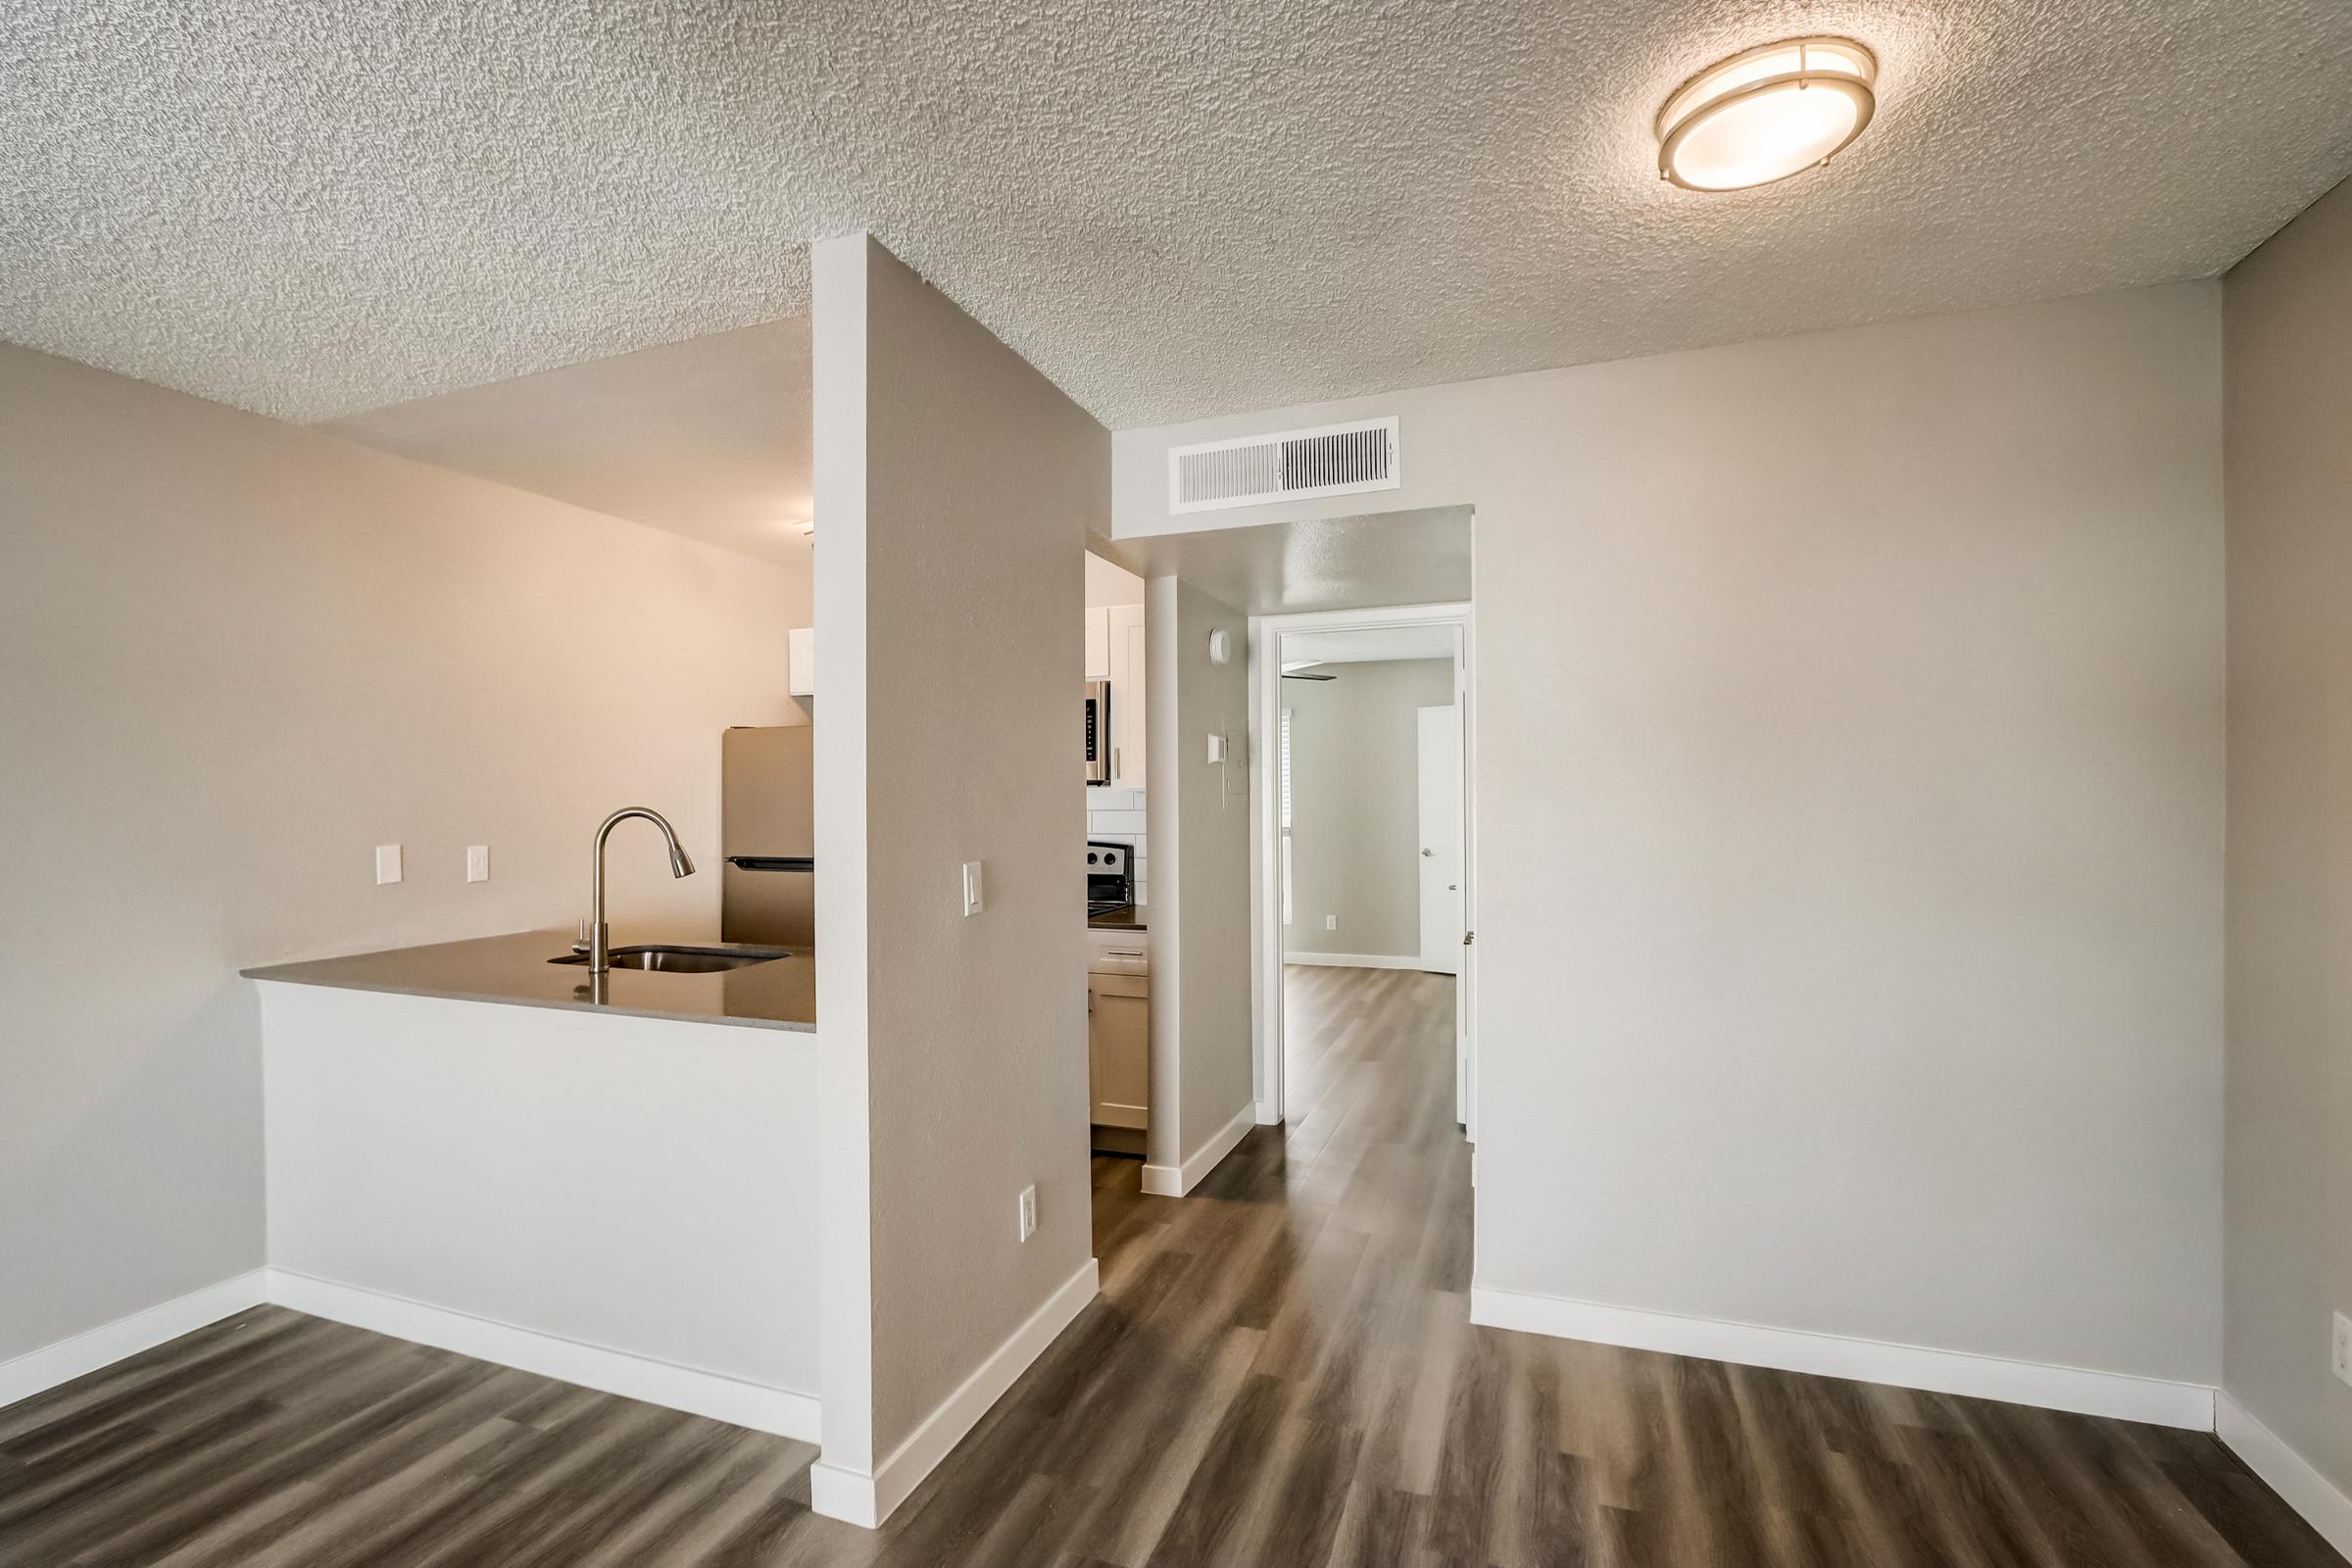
586,807,697,973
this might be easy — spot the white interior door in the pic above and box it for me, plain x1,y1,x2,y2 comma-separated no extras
1417,705,1464,977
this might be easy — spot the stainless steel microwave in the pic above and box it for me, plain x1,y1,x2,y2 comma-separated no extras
1084,679,1109,785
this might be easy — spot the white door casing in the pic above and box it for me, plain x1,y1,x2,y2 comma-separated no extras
1418,704,1464,978
1250,601,1474,1141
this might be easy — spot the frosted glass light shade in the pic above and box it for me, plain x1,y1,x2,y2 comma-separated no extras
1657,38,1878,192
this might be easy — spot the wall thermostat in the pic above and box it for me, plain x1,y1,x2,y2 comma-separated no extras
1206,628,1232,665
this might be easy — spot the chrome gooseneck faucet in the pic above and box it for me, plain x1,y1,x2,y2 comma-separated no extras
581,808,696,973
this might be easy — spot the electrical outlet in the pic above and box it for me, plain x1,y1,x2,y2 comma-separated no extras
1017,1185,1038,1243
2333,1311,2351,1389
374,845,403,885
1325,914,1337,931
466,845,491,883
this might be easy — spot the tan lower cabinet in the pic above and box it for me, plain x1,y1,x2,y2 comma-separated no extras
1088,971,1150,1132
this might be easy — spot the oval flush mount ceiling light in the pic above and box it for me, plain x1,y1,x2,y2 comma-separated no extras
1656,36,1878,192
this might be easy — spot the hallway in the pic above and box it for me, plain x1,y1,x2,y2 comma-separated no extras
1,967,2339,1566
858,962,1472,1566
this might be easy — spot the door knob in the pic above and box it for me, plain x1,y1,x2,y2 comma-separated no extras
1422,848,1434,858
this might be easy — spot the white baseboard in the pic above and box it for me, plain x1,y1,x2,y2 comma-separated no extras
1468,1284,2215,1431
0,1270,270,1411
266,1268,820,1443
1284,951,1424,970
1141,1103,1259,1197
810,1257,1099,1529
2218,1390,2352,1560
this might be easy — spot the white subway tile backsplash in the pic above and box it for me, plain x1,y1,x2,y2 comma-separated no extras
1087,790,1147,906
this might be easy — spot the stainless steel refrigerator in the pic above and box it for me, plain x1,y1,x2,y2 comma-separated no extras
721,725,815,949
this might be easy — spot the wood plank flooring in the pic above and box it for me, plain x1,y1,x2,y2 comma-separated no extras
3,963,2340,1566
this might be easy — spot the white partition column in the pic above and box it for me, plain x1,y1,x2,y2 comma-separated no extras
808,233,1106,1527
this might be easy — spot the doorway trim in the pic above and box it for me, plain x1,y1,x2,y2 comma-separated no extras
1248,600,1476,1134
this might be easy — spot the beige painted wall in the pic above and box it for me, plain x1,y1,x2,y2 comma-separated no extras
2223,175,2352,1496
1143,575,1256,1173
1284,659,1454,959
0,343,803,1367
809,235,1104,1488
1112,283,2228,1385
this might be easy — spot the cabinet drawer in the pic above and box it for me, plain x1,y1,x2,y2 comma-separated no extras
1087,930,1151,976
1087,970,1148,1001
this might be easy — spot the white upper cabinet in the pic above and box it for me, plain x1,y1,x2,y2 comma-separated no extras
1084,608,1112,680
1108,604,1146,790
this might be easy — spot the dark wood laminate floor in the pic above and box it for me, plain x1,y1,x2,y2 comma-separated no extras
3,965,2340,1566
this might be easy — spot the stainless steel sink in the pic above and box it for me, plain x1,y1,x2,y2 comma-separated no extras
550,943,791,974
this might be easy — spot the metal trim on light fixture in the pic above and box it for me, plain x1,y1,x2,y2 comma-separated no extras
1655,36,1878,192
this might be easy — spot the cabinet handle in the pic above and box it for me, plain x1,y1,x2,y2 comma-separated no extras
1113,746,1122,779
1106,949,1144,957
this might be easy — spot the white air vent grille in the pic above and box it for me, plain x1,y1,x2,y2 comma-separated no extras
1168,416,1399,514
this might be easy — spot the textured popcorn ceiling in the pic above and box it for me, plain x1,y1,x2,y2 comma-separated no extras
5,1,2351,428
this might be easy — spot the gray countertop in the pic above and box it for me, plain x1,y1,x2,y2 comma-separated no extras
242,929,816,1033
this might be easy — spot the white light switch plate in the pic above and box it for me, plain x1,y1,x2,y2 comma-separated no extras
1206,733,1226,764
374,845,403,885
961,860,985,916
1017,1185,1038,1243
466,845,491,883
2332,1311,2351,1389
